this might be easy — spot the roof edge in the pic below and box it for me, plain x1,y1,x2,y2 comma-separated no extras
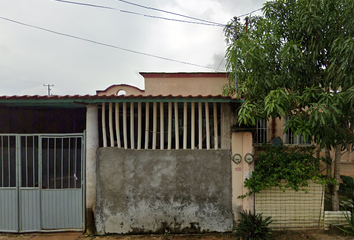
139,72,230,78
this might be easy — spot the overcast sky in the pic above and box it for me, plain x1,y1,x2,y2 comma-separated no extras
0,0,267,96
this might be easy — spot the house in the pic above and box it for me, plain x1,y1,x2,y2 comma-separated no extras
0,72,327,234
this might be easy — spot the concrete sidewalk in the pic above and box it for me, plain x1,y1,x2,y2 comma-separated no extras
0,232,87,240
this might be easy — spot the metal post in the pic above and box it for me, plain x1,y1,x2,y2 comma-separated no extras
174,102,179,150
144,103,150,149
198,102,202,149
130,102,135,149
213,102,218,149
160,102,164,150
191,102,195,150
168,102,172,150
183,102,187,149
205,102,210,150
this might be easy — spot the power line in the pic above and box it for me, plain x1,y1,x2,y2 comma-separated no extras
215,57,225,72
237,8,262,18
52,0,263,27
112,0,225,26
52,0,225,27
224,8,263,29
0,16,219,71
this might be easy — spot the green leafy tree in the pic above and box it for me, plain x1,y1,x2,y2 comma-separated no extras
223,0,354,210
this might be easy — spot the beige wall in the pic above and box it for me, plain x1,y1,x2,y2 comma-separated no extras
144,76,229,96
96,73,229,97
231,132,255,222
266,117,354,162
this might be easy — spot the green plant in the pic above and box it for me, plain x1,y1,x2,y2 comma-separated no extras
239,144,335,199
234,211,273,240
164,229,170,236
223,0,354,211
339,175,354,211
335,210,354,235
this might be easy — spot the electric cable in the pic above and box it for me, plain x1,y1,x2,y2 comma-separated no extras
52,0,225,27
52,0,262,27
0,16,220,71
215,57,225,72
113,0,261,26
112,0,225,26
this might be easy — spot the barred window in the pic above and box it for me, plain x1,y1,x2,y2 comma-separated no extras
284,117,311,145
255,119,268,144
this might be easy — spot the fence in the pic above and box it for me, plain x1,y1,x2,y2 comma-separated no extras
255,181,324,229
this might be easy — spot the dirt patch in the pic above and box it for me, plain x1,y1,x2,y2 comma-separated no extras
271,229,353,240
1,229,353,240
88,230,353,240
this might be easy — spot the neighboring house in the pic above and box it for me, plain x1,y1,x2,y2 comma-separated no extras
0,72,331,234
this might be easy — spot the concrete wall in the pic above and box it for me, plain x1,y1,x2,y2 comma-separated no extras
86,104,99,234
95,148,233,234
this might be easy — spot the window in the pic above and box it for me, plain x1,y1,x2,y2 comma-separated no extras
284,117,311,145
255,119,268,144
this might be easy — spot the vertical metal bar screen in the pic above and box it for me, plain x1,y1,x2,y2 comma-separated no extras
100,102,221,150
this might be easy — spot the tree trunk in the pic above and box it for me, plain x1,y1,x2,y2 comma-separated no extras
331,145,342,211
325,148,332,180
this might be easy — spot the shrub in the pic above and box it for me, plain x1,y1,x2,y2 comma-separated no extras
239,144,335,199
234,211,272,240
339,175,354,212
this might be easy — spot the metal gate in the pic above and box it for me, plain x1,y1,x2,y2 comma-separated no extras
0,134,85,232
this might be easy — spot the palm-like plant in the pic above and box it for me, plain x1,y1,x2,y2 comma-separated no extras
234,211,273,240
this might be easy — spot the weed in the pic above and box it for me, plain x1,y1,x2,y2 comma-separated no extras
234,210,272,240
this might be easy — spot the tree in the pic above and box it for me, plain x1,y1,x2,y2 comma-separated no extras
223,0,354,210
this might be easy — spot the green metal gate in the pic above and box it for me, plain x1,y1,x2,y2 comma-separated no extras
0,134,85,232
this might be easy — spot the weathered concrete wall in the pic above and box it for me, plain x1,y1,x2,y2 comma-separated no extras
86,104,99,234
95,148,233,234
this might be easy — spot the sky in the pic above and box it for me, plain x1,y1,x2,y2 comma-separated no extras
0,0,267,96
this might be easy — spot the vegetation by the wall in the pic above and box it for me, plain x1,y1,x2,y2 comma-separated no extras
239,144,335,199
234,211,272,240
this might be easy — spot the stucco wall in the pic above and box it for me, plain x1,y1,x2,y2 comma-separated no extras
95,148,233,234
144,77,229,96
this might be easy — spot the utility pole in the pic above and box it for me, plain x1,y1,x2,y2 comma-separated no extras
43,84,54,96
234,17,238,96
